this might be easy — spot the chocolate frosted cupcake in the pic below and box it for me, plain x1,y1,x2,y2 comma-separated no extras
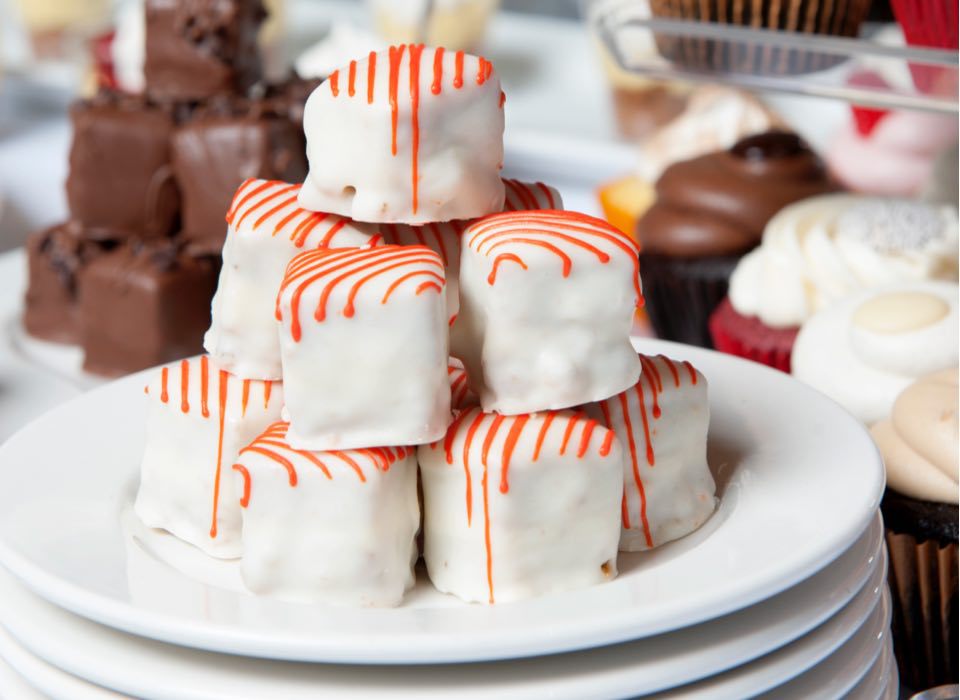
871,369,958,689
635,131,838,347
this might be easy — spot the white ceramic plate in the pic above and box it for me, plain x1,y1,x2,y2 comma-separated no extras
0,625,126,700
0,251,81,441
664,579,890,699
0,519,887,697
0,552,887,700
0,339,884,664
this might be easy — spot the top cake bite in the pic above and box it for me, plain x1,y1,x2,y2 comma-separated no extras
298,45,505,224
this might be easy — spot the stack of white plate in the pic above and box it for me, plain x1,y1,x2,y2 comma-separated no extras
0,339,896,699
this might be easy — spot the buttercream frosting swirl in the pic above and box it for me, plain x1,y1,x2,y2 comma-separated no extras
729,195,960,328
871,368,959,504
636,132,838,257
791,281,959,424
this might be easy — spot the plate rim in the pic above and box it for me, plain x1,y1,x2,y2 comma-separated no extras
0,339,886,664
0,541,887,699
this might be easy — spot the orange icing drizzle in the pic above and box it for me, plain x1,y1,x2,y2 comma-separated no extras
597,355,701,546
348,60,357,97
499,415,528,493
467,211,643,305
408,43,425,215
499,90,506,108
160,367,169,403
433,408,614,603
453,50,465,88
487,253,527,284
535,182,556,209
263,381,273,409
388,44,405,156
233,464,251,508
367,50,377,103
209,369,228,538
476,57,493,84
179,359,189,413
233,422,410,507
329,69,340,97
431,47,444,94
277,245,444,341
241,379,251,417
200,355,210,418
225,180,363,249
225,179,273,224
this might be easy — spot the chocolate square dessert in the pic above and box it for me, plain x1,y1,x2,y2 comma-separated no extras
144,0,266,102
23,222,111,344
171,98,308,255
78,240,219,376
66,92,180,241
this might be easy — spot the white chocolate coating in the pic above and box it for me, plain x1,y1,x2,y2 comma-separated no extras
584,354,716,551
377,178,563,325
277,245,451,450
134,356,283,558
299,45,505,224
453,210,643,415
792,281,959,424
729,194,959,328
204,179,378,380
233,422,419,605
419,407,623,604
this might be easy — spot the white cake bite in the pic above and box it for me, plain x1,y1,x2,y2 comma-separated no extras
374,178,563,325
204,179,377,380
134,355,283,558
299,44,505,224
276,244,451,450
232,421,419,606
453,209,643,414
419,407,623,604
585,354,716,552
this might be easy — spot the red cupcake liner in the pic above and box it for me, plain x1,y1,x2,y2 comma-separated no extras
890,0,959,94
708,297,798,373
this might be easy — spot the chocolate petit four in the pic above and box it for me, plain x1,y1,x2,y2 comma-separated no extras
66,92,180,241
23,222,111,344
143,0,266,102
172,98,309,255
78,240,220,376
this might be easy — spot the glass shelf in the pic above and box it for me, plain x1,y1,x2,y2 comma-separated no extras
591,0,958,114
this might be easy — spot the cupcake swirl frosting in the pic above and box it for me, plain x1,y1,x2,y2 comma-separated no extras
637,132,839,257
730,195,960,328
791,281,959,425
871,368,959,504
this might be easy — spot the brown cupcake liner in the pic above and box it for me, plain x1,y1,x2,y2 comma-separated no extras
648,0,874,75
638,252,742,348
885,529,959,689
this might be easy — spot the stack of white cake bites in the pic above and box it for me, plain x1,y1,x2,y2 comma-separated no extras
135,45,717,607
